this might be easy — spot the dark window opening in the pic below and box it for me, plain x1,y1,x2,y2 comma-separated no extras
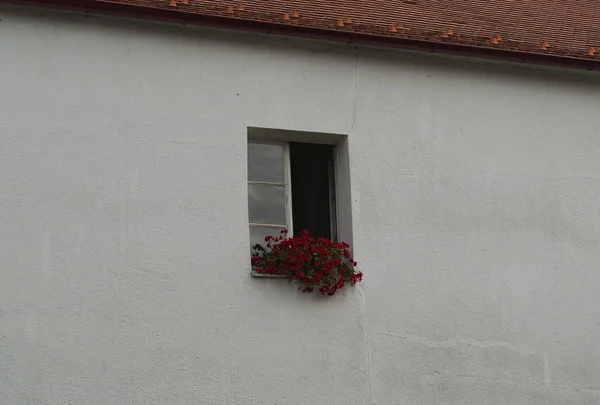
289,142,336,240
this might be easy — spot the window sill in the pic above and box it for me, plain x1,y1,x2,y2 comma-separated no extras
250,270,289,278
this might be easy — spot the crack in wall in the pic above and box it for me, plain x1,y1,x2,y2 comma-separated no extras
374,330,538,356
348,48,359,137
356,286,374,403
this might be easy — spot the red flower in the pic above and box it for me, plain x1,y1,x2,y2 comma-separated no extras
251,230,363,296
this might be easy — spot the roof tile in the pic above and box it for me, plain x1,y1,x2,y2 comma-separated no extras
12,0,600,63
87,0,596,58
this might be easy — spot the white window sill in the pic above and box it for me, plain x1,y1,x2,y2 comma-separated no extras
250,270,288,278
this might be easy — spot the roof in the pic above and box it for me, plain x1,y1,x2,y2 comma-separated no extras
4,0,600,70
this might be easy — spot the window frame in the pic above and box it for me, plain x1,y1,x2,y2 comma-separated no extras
247,140,294,241
248,128,353,280
248,127,353,256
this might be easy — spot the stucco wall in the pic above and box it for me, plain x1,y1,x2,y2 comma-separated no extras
2,5,600,404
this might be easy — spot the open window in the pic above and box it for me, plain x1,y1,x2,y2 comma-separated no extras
247,128,353,256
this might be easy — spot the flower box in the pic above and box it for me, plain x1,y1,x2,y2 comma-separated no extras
251,230,363,296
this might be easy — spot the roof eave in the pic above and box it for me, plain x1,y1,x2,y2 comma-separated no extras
3,0,599,72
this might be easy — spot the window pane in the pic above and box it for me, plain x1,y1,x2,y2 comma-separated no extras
248,143,285,183
249,226,286,251
248,184,286,224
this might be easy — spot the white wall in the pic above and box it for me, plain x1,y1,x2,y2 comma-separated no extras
2,5,600,404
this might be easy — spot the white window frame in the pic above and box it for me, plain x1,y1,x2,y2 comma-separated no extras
247,127,353,259
249,136,350,279
248,140,293,241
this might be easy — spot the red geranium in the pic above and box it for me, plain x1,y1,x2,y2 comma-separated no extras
252,230,363,296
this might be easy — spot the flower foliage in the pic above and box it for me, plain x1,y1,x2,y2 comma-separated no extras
251,229,363,296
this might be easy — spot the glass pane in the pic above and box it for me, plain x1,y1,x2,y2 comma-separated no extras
249,226,286,251
248,143,285,183
248,184,286,224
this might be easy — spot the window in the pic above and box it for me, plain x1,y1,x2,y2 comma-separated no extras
247,141,340,250
247,141,292,249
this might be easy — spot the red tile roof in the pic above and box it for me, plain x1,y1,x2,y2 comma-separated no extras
5,0,600,70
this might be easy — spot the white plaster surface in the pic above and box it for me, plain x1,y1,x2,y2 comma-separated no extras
1,5,600,404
